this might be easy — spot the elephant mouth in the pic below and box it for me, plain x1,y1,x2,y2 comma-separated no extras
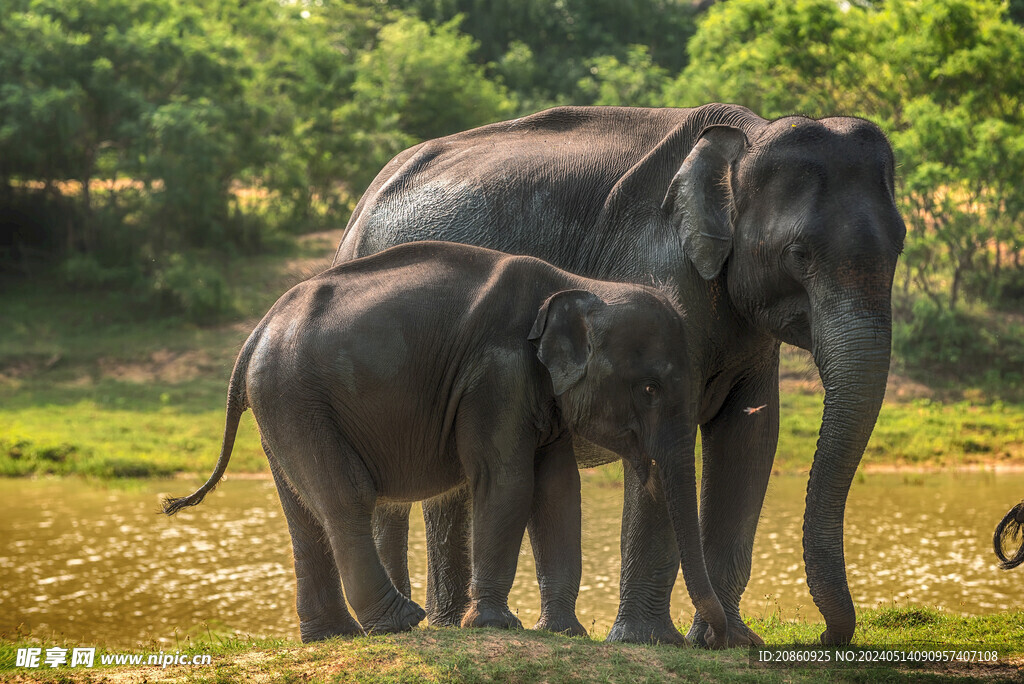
779,311,812,350
621,429,652,487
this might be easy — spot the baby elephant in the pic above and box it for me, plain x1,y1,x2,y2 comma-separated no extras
164,241,728,643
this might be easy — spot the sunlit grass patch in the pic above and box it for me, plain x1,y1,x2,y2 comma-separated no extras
3,612,1022,683
0,401,267,478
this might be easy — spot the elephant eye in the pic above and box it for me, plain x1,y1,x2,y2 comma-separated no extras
642,382,660,398
783,243,810,277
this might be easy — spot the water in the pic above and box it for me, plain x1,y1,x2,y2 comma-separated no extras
1,471,1021,647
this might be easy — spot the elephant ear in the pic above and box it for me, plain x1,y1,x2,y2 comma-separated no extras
662,125,749,280
528,289,605,396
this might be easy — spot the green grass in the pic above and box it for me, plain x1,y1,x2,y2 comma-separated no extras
0,231,337,479
0,402,267,478
6,380,1018,479
776,393,1024,472
1,608,1021,682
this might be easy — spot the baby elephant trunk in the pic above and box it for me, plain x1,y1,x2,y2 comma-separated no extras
652,429,730,648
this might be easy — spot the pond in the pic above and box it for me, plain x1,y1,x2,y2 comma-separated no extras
1,471,1021,647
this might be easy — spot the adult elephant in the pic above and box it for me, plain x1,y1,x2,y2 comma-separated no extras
333,104,906,647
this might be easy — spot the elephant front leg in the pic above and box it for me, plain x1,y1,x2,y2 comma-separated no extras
423,489,472,626
459,473,534,631
606,465,688,646
455,395,537,631
528,437,586,636
687,364,778,648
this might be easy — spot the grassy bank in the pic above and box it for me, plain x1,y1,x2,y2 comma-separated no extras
4,386,1023,480
2,608,1022,683
2,230,1023,479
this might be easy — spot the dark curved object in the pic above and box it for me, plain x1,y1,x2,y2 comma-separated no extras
994,501,1024,570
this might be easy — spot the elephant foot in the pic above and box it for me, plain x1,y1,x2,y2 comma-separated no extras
361,595,426,635
534,613,587,637
426,596,472,628
606,614,688,646
461,601,523,630
687,617,764,649
299,618,363,643
820,629,853,646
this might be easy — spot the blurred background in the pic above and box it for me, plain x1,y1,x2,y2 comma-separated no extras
1,0,1022,646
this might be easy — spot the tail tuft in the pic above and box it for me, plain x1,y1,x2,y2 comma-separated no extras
162,492,208,515
994,502,1024,570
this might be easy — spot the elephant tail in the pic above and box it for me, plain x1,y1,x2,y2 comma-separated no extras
162,331,258,515
994,501,1024,570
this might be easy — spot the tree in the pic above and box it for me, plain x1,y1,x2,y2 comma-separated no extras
874,0,1024,308
671,0,1024,310
576,45,671,107
389,0,697,103
0,0,268,257
665,0,871,117
336,15,515,190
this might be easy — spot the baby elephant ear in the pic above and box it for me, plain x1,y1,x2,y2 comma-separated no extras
528,289,605,396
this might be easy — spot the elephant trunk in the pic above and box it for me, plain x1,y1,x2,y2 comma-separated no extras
655,428,729,648
804,299,892,646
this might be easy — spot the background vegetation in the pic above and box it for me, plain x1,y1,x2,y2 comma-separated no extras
2,0,1023,478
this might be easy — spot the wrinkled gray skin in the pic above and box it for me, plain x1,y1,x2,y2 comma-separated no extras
994,501,1024,570
163,241,727,642
334,104,906,647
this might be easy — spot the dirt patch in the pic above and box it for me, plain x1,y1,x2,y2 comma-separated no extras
97,349,217,384
883,373,935,400
282,229,346,281
0,354,62,383
861,461,1024,474
779,346,933,400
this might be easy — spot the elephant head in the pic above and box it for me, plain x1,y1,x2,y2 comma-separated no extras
529,287,730,646
994,501,1024,570
666,116,907,644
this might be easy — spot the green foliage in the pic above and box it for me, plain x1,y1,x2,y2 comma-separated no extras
0,0,262,246
352,16,514,141
336,15,515,190
892,297,1024,393
671,0,1024,376
879,1,1024,310
0,0,526,292
151,253,234,323
667,0,870,115
392,0,697,103
577,45,671,107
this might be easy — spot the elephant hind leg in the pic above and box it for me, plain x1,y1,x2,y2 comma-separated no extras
373,502,413,598
423,489,472,627
267,448,361,642
290,438,425,635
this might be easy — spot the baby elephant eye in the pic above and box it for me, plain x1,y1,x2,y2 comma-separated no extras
643,383,659,396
